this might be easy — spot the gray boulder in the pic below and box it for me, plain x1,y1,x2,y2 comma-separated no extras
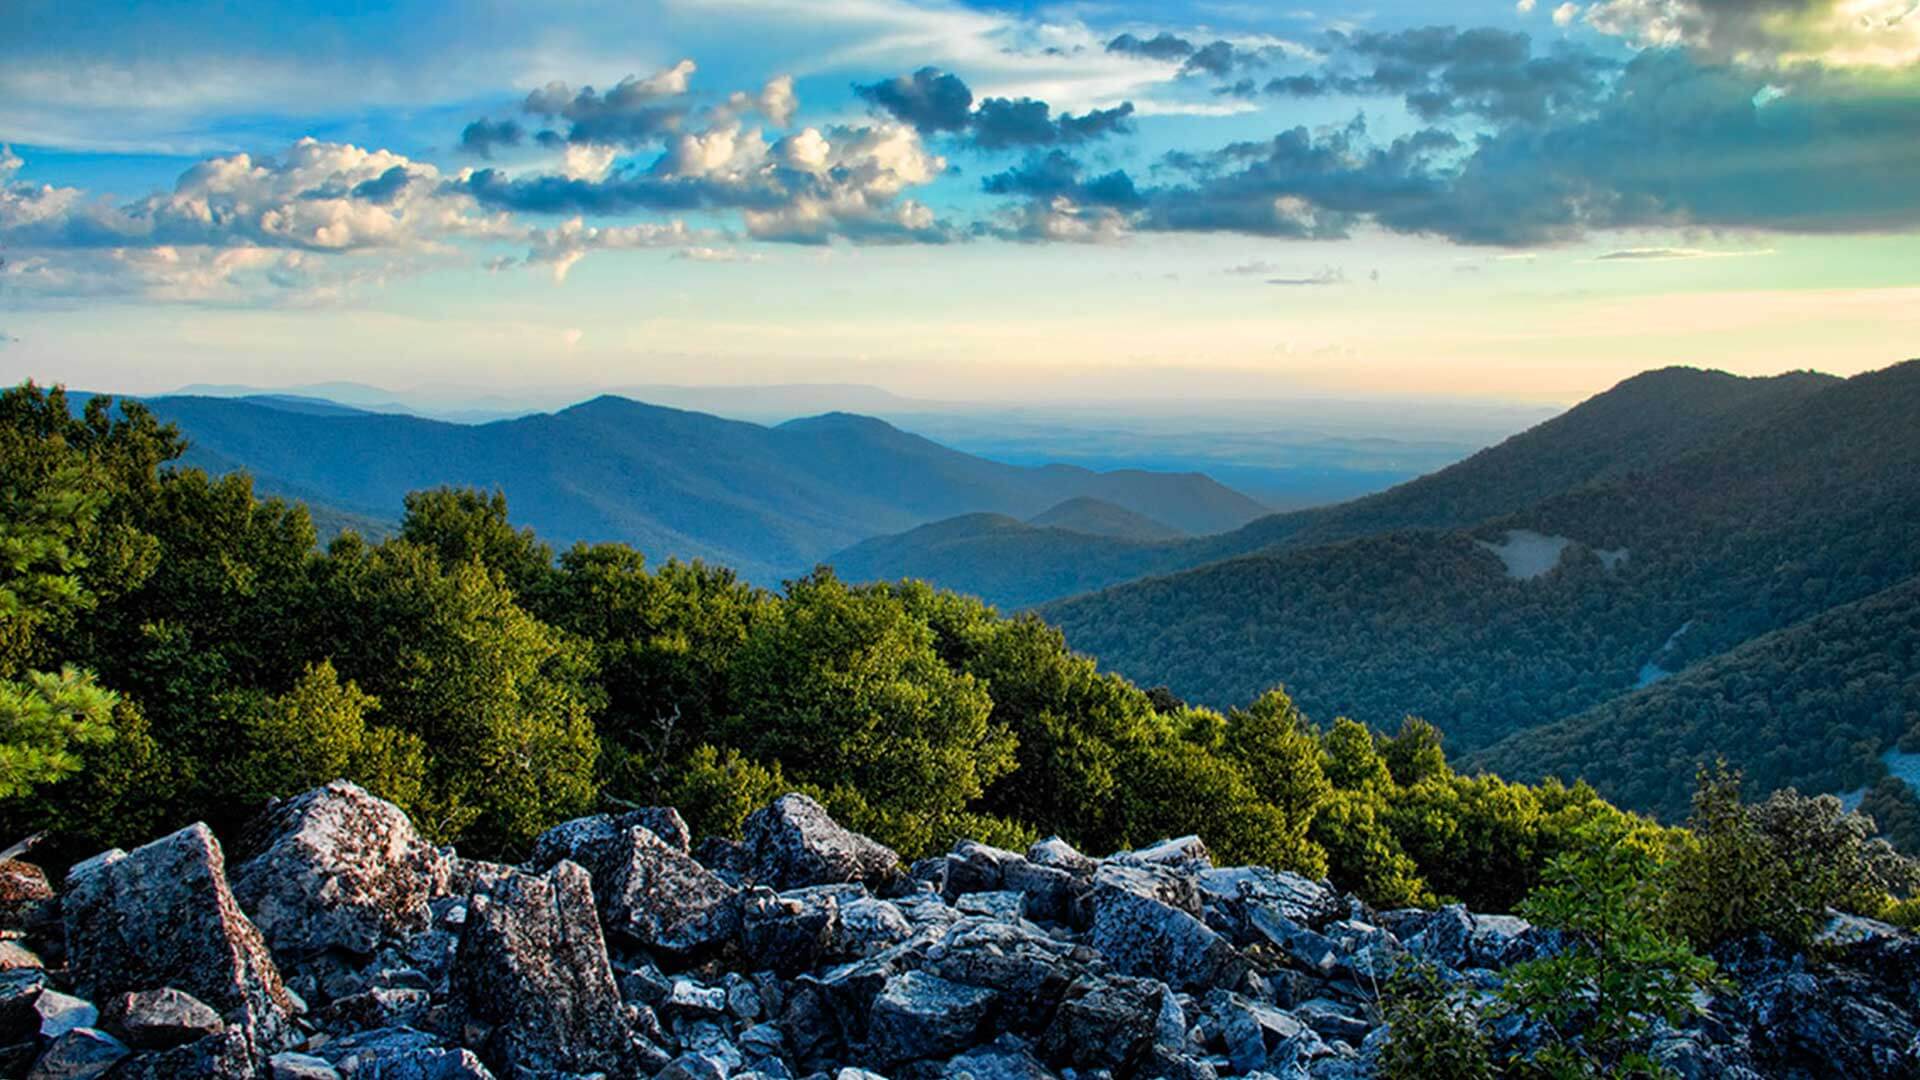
1197,866,1343,940
1086,869,1240,991
597,826,740,954
232,781,451,964
110,1027,257,1079
102,988,225,1050
923,919,1086,1031
25,1028,127,1080
63,823,295,1053
268,1050,343,1079
1040,975,1166,1073
529,807,692,865
742,795,900,892
0,969,46,1044
865,971,997,1066
743,886,842,976
34,990,96,1040
1025,837,1096,880
941,1034,1053,1079
447,860,630,1075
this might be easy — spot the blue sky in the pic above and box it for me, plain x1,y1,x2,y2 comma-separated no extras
2,0,1917,402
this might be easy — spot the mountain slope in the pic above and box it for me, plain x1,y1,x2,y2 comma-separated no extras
1027,497,1186,541
1042,361,1920,756
1472,572,1920,824
141,394,1266,581
829,367,1839,607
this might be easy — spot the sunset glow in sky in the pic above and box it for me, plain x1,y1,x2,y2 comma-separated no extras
4,0,1918,403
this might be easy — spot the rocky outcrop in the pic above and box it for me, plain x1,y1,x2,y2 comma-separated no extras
23,781,1920,1078
742,794,901,892
62,823,296,1056
447,859,632,1076
232,781,451,965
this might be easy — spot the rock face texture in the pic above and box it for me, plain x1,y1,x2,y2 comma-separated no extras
448,859,633,1076
231,781,451,964
61,822,296,1057
17,781,1920,1078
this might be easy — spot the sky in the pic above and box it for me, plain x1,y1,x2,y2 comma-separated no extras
2,0,1918,405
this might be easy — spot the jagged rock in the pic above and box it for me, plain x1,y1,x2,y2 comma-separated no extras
102,988,225,1050
1040,974,1166,1073
269,1051,343,1079
26,1027,127,1080
924,920,1086,1031
1025,837,1097,880
349,1047,496,1078
1001,861,1077,925
1198,866,1344,942
742,795,900,892
530,807,692,865
1747,970,1920,1076
1087,868,1241,991
1112,835,1213,873
865,971,998,1066
1250,907,1340,978
1206,990,1309,1073
447,860,630,1076
313,1026,442,1069
1293,999,1371,1045
597,826,740,954
942,1033,1053,1079
954,890,1026,923
743,886,841,976
838,894,915,958
943,842,1021,900
34,990,97,1040
1410,904,1536,970
232,782,451,965
63,823,296,1053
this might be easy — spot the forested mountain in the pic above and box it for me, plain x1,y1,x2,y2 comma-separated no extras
1043,361,1920,809
129,394,1269,582
829,366,1837,608
1026,496,1186,540
1474,573,1920,830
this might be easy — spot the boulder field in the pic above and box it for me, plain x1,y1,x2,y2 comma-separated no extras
0,781,1915,1078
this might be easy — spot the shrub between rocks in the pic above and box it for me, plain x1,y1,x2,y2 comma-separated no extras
0,780,1917,1079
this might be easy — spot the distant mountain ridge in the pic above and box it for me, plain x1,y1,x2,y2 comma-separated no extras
826,366,1839,608
1038,359,1920,833
127,392,1270,582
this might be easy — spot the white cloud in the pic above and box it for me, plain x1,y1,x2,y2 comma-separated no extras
0,145,21,180
1517,0,1538,12
1553,3,1583,27
521,216,715,281
759,75,799,128
561,144,618,182
675,246,763,262
0,139,512,301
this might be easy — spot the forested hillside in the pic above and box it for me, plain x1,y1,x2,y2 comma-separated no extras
1475,573,1920,836
1043,361,1920,820
830,367,1837,607
130,394,1269,583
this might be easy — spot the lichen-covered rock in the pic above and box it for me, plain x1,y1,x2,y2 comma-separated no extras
102,988,225,1050
923,919,1085,1031
742,795,900,892
1746,970,1920,1077
864,971,997,1066
447,860,631,1076
232,782,451,964
592,826,739,955
1111,835,1212,873
1410,904,1536,970
530,808,693,867
1025,837,1097,880
63,823,295,1054
34,990,97,1040
0,859,55,934
269,1050,342,1079
743,886,842,976
1197,865,1343,941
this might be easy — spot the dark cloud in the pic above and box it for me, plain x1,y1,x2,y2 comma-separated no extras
459,118,524,158
972,99,1135,149
1268,26,1621,125
980,150,1143,208
854,68,1134,150
854,67,975,133
1183,40,1243,77
350,165,413,205
1106,32,1197,61
453,167,786,216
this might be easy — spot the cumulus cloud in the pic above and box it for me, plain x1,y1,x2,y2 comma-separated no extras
0,139,510,300
0,145,21,180
518,59,698,146
520,216,712,282
1584,0,1920,66
856,67,1136,149
759,75,799,128
458,118,955,246
855,67,976,133
1553,3,1583,26
459,118,524,158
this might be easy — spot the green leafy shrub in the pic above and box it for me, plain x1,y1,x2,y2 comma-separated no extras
1377,963,1496,1080
1502,818,1719,1078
